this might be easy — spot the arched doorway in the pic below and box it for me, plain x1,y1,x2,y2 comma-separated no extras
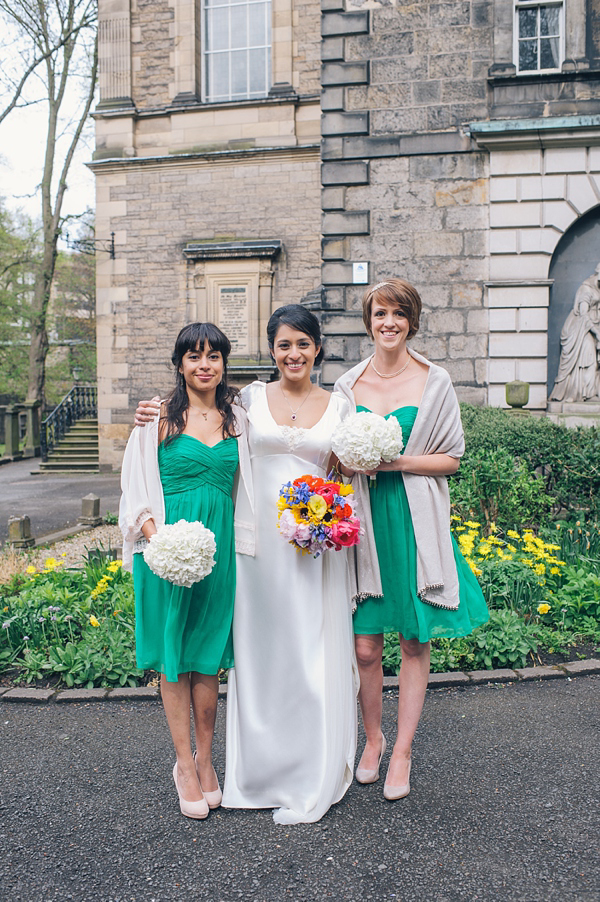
547,205,600,395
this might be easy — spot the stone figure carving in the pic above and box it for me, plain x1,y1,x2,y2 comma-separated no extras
550,263,600,402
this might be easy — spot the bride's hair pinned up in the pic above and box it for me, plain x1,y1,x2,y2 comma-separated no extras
267,305,324,365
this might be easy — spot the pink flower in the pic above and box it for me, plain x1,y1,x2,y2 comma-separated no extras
279,509,298,541
330,517,361,548
295,522,311,543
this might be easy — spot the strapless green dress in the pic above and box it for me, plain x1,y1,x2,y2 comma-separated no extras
133,434,238,681
353,406,489,641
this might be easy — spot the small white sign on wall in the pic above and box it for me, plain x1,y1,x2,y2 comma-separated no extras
352,262,369,284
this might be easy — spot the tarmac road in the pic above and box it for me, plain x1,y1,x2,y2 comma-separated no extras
0,458,121,544
1,676,599,902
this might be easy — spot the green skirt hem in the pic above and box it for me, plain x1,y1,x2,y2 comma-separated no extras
136,657,234,681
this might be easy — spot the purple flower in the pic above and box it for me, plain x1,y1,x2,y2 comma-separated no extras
2,622,9,630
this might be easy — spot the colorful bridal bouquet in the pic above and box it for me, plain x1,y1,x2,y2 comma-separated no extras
277,474,361,557
331,411,403,475
143,519,216,587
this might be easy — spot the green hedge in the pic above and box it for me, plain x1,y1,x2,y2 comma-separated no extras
453,405,600,526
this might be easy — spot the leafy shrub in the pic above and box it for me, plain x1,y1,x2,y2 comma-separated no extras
450,447,554,530
0,554,143,687
459,404,600,519
470,609,538,669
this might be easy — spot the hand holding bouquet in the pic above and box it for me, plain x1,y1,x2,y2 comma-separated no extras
331,411,403,478
277,474,361,557
143,519,216,587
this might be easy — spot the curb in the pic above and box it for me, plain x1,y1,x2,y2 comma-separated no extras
1,659,599,704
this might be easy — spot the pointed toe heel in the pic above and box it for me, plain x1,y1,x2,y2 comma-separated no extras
173,762,209,819
355,734,387,784
383,758,411,801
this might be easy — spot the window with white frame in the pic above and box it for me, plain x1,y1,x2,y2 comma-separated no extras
515,1,564,72
203,0,271,102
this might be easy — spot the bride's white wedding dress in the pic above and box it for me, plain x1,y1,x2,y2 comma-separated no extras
222,381,358,825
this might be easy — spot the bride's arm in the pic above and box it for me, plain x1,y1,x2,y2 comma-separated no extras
370,453,460,477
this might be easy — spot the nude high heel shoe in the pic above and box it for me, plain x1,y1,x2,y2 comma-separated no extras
383,757,411,801
355,734,386,784
172,762,209,819
194,753,222,809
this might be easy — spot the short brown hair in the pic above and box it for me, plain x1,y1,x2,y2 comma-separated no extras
362,279,422,339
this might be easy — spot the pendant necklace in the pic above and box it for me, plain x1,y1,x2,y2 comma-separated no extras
280,383,313,421
370,356,411,379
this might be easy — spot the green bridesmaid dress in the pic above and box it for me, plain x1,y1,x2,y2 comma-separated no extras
353,406,489,641
133,433,238,681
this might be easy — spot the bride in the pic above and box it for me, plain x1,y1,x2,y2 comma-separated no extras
135,306,357,825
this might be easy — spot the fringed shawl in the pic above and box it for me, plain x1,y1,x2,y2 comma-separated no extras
334,348,464,610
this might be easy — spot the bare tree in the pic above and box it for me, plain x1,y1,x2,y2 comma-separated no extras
0,0,98,409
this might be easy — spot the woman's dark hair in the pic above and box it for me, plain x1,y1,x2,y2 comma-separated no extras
163,322,239,444
266,304,324,365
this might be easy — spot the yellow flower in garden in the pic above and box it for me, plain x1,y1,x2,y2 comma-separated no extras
89,615,100,627
489,522,497,533
26,565,36,574
44,557,57,569
3,606,8,613
464,521,481,529
450,515,461,522
61,552,67,557
507,544,516,553
533,563,545,576
537,603,551,615
507,530,520,540
107,561,122,573
467,559,482,577
478,543,491,556
307,494,328,520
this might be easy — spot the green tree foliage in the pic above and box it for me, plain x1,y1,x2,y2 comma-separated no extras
0,203,39,401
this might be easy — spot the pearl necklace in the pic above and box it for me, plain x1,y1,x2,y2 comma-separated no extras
370,356,411,379
280,383,313,421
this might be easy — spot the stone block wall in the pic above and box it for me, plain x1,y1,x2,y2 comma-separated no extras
92,148,321,469
319,0,493,403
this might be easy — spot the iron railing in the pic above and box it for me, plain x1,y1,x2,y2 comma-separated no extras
40,384,97,461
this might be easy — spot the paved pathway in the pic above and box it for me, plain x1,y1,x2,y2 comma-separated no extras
0,458,121,543
1,676,598,901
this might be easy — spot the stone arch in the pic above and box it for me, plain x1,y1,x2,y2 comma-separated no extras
547,203,600,394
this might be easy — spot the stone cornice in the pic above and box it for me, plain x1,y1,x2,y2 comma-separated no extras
183,239,282,260
87,144,320,174
92,93,320,120
470,115,600,150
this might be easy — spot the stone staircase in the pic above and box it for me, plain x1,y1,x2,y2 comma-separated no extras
39,418,99,472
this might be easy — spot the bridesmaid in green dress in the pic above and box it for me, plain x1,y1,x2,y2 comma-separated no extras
334,279,489,801
120,323,240,820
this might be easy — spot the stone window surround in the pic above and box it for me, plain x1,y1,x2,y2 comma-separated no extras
99,0,297,106
171,0,295,103
490,0,586,76
471,115,600,410
513,0,564,74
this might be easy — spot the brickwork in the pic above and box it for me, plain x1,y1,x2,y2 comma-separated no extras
131,0,174,108
319,0,493,402
293,0,322,94
93,149,321,468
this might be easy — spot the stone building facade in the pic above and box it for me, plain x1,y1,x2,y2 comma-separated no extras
92,0,600,469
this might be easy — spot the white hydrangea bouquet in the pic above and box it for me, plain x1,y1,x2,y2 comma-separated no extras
331,411,404,480
143,519,216,587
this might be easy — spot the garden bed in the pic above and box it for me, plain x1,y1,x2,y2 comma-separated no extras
1,406,600,688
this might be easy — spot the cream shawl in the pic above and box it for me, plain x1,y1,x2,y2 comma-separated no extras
119,402,254,570
334,348,465,610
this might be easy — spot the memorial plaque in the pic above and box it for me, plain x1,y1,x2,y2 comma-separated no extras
219,285,250,354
